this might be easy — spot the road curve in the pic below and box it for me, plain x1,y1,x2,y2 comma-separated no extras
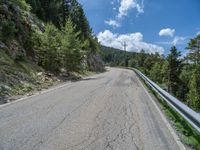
0,68,181,150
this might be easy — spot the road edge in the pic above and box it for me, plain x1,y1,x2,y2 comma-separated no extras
0,70,107,109
0,81,74,109
134,71,187,150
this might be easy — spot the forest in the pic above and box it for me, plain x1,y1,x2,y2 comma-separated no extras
102,34,200,111
0,0,104,73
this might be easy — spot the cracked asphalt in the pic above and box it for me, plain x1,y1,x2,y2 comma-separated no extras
0,68,181,150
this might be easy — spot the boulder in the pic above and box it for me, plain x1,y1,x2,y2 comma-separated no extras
37,72,43,76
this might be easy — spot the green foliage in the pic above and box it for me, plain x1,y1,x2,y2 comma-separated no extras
0,0,104,100
147,84,200,150
0,20,17,42
165,46,183,98
149,63,163,83
34,23,62,72
25,0,98,52
25,0,44,16
1,0,101,72
160,60,169,83
187,65,200,111
137,50,146,68
61,19,83,72
31,19,84,73
187,35,200,64
26,0,101,71
10,0,31,11
101,46,138,67
101,42,200,111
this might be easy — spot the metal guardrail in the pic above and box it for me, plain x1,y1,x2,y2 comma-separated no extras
133,68,200,133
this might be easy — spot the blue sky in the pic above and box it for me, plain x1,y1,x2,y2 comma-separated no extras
78,0,200,55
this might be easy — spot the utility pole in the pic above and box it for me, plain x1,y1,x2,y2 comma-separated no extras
122,41,128,67
122,41,127,52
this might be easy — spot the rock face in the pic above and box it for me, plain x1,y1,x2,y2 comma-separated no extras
87,54,105,72
0,0,43,61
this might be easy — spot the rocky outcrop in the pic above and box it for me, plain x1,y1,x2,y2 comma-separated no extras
0,0,44,61
87,54,105,72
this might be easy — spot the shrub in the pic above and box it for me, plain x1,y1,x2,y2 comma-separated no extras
10,0,31,11
0,20,17,42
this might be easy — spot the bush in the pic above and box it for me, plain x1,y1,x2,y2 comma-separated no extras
187,65,200,111
34,23,62,72
0,20,17,42
61,19,83,72
10,0,31,11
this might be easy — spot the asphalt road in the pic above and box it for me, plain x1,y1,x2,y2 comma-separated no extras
0,68,182,150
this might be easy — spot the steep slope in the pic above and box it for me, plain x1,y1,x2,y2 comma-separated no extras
0,0,104,102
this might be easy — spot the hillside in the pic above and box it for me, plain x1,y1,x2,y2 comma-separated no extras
0,0,104,102
101,45,160,70
101,45,137,67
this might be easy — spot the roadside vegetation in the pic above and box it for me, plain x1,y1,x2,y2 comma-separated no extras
0,0,104,102
102,35,200,149
102,34,200,112
138,77,200,150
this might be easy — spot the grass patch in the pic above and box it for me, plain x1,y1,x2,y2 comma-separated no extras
0,51,43,98
11,83,34,95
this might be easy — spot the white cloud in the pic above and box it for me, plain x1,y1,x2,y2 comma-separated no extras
117,0,144,18
105,0,144,28
157,36,187,46
97,30,164,54
105,19,120,28
172,36,185,45
197,31,200,35
159,28,175,37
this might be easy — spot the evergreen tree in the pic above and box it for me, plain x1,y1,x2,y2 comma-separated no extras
137,49,146,68
166,46,182,96
187,65,200,111
25,0,44,18
36,23,62,72
150,63,163,83
61,18,83,72
187,34,200,64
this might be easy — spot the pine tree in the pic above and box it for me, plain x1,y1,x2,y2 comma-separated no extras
150,63,163,83
61,18,83,72
187,65,200,111
25,0,44,18
35,23,62,72
187,34,200,64
166,46,182,96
